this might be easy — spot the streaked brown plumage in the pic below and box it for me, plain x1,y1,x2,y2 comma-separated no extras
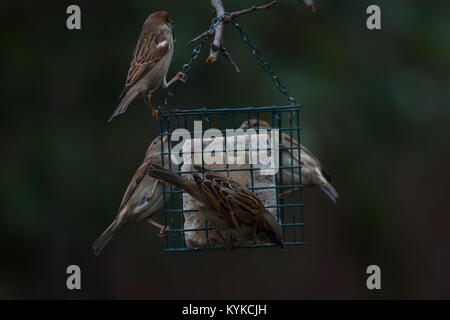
147,164,284,251
92,135,170,256
240,119,339,203
107,11,185,123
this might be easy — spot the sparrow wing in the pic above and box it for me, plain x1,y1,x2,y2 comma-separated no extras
226,186,284,248
228,188,267,223
193,170,265,229
299,144,333,182
279,132,323,168
120,30,169,98
279,132,301,164
118,158,152,211
299,144,320,164
193,166,242,188
193,167,284,247
283,131,300,147
203,172,242,190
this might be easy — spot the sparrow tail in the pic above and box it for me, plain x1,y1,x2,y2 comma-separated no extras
107,87,139,123
262,214,285,250
320,184,339,204
92,220,121,256
147,164,199,197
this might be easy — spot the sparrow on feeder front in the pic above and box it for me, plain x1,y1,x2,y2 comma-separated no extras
92,135,170,256
240,119,339,203
147,164,285,251
107,11,186,123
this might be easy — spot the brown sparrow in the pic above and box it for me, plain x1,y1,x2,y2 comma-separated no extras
92,135,170,255
240,119,339,203
147,164,284,251
107,11,186,123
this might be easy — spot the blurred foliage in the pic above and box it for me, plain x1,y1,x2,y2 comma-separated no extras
1,0,450,298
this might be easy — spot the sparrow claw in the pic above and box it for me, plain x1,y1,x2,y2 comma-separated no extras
216,230,234,252
158,227,169,238
224,243,234,252
279,187,300,198
144,97,160,120
176,72,187,83
152,108,161,120
146,218,167,236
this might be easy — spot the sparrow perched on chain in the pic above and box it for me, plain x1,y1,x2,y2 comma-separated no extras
147,164,284,251
92,135,170,255
240,119,339,203
107,11,186,123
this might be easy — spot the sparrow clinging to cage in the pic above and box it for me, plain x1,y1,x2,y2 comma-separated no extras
92,135,170,256
147,164,285,251
240,119,339,203
107,11,186,123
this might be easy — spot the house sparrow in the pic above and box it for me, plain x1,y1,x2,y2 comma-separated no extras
107,11,186,123
240,119,339,203
92,135,170,256
147,164,285,251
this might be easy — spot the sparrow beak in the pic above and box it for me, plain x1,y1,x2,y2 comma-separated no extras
240,121,249,130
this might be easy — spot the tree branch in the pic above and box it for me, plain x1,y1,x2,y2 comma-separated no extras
190,0,278,72
189,29,215,45
222,1,279,24
207,0,226,64
220,44,240,72
190,0,316,71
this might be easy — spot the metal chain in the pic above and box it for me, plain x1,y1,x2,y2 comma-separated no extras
231,19,297,105
158,13,231,111
158,13,297,112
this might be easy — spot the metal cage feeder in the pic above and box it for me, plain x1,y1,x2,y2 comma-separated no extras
158,105,304,251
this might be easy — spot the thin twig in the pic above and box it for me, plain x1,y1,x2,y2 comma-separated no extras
301,0,316,12
188,29,215,45
220,44,240,72
222,0,278,23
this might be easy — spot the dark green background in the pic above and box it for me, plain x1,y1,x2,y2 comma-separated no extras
1,0,449,298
